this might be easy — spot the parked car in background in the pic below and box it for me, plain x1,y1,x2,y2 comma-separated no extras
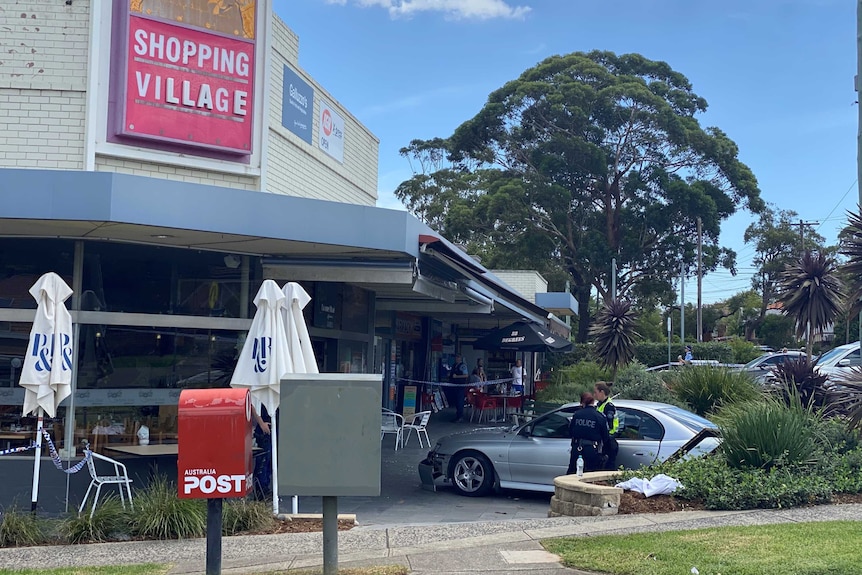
814,341,861,381
737,350,806,384
419,400,719,497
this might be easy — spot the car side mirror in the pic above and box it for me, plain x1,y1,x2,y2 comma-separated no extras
838,359,853,367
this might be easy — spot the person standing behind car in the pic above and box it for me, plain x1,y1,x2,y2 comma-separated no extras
510,359,525,395
566,391,610,474
450,354,469,422
594,381,619,470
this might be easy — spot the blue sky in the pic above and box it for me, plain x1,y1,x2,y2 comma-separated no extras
275,0,857,304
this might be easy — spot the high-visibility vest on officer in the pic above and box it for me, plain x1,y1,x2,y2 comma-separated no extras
595,381,618,435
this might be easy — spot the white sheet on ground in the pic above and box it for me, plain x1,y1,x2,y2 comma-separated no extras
614,474,682,497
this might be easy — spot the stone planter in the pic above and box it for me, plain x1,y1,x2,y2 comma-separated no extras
549,471,623,517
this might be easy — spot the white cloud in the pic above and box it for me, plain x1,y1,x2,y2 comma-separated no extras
325,0,531,20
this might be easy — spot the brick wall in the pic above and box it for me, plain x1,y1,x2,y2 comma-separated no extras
94,156,260,191
266,16,378,205
0,3,378,205
490,270,549,304
0,0,90,169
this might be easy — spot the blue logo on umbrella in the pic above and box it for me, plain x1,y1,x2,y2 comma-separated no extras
31,333,73,373
252,336,271,373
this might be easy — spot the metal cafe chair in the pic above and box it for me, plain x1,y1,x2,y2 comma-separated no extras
79,450,134,519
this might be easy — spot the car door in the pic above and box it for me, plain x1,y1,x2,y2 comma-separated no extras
615,407,665,470
506,407,576,487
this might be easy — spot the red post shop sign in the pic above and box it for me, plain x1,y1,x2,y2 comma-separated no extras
121,15,255,154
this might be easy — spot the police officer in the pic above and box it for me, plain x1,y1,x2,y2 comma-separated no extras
594,381,619,470
566,391,610,474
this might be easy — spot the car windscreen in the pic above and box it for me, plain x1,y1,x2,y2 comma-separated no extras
659,406,717,431
816,346,850,366
742,354,769,369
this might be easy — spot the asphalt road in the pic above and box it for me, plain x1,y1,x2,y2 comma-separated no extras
295,409,554,527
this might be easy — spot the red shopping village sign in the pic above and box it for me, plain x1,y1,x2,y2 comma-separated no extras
120,15,255,155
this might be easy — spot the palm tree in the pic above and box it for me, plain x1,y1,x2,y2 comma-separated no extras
777,251,843,361
589,298,639,380
840,209,862,323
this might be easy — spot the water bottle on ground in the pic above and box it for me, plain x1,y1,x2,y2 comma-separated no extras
576,454,584,476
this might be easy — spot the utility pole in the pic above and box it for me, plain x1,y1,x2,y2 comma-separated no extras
697,217,703,342
858,0,862,345
680,263,685,344
790,219,819,252
611,258,617,301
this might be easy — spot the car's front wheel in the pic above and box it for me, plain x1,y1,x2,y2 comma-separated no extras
450,451,494,497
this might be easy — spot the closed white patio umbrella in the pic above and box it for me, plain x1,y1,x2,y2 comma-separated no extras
281,282,319,514
19,272,74,512
230,280,291,514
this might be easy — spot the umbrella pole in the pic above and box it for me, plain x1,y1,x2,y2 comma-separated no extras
270,414,279,516
30,408,44,513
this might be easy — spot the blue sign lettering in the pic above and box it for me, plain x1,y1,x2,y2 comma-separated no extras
281,65,314,144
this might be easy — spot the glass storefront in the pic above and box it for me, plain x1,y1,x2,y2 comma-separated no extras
81,242,261,318
0,239,75,309
0,238,377,455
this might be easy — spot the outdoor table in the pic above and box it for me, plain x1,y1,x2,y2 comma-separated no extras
106,444,261,457
0,431,35,450
488,394,522,422
106,444,179,457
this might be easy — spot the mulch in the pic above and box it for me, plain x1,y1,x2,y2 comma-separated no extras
606,486,862,514
246,518,355,535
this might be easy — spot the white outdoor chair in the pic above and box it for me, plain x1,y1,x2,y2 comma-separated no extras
79,451,134,519
402,410,432,448
380,409,405,451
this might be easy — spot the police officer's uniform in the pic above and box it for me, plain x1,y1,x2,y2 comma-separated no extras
567,405,611,474
596,398,619,470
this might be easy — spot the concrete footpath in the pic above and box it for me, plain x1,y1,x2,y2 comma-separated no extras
1,504,861,574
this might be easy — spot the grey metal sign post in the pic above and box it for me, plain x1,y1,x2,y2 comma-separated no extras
279,374,382,575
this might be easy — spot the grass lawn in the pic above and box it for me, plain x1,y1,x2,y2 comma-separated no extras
0,565,408,575
543,520,862,575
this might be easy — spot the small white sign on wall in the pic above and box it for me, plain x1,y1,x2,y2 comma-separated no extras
318,99,345,163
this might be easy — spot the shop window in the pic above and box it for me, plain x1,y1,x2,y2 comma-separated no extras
72,326,244,450
81,242,261,317
0,239,75,309
342,285,370,333
313,282,342,330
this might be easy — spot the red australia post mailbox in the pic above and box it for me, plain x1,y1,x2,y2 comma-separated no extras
177,388,253,499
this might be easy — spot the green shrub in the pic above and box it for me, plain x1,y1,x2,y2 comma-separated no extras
131,476,206,539
537,362,610,404
222,498,272,536
634,342,734,367
668,366,759,416
0,507,47,547
543,343,593,370
728,338,762,364
717,396,824,470
62,496,130,544
612,363,683,406
819,447,862,494
620,456,832,510
817,419,862,454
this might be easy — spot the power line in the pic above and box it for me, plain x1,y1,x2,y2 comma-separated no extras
815,179,858,233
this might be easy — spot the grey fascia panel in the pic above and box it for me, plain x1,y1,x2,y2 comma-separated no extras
0,169,115,221
536,292,579,316
0,169,430,256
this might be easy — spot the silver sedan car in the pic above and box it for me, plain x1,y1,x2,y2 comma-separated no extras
419,400,719,497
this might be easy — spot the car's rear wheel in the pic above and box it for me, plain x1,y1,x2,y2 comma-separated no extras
450,451,494,497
